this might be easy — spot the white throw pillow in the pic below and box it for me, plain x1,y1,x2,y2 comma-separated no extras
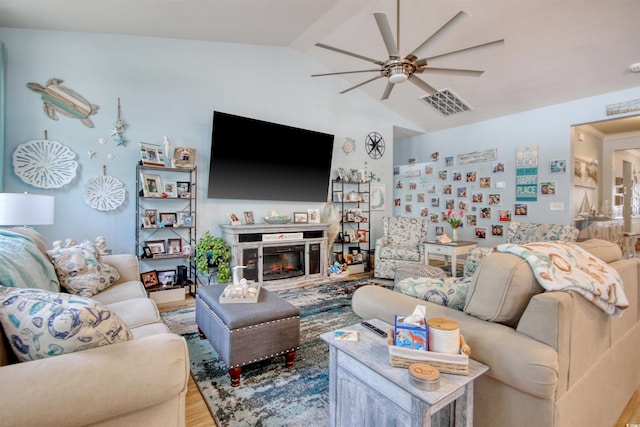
46,241,120,297
0,288,132,362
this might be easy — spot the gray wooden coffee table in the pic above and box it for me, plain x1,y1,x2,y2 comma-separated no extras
320,318,488,427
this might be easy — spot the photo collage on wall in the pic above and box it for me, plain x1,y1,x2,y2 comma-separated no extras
392,149,542,242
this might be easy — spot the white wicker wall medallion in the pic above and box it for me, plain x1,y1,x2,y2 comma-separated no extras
13,139,78,189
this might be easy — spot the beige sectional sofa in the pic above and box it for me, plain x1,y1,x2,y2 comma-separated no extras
0,228,190,427
353,238,640,427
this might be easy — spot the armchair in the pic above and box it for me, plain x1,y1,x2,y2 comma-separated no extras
374,216,430,279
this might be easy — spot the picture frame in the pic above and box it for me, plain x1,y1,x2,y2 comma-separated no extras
167,238,182,254
244,211,255,225
142,217,152,228
145,240,166,255
177,211,193,227
143,209,158,228
176,181,190,198
163,181,178,198
228,213,241,225
307,208,320,224
540,181,556,195
139,142,166,167
157,269,176,286
293,212,309,223
356,229,367,242
142,246,152,258
182,244,192,256
345,229,356,243
172,147,196,169
550,159,567,174
141,270,159,288
338,167,349,181
574,156,598,188
159,212,177,227
141,173,162,197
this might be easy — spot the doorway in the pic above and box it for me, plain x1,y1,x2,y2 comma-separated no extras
572,115,640,233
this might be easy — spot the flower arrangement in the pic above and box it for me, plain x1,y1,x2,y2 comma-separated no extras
446,209,464,229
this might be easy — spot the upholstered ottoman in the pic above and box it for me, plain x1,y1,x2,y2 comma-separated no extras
195,285,300,386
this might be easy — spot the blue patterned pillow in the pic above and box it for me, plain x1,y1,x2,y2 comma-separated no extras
46,241,120,297
394,276,472,311
0,288,132,362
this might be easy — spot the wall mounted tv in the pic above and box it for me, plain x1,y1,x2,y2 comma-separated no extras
207,111,335,202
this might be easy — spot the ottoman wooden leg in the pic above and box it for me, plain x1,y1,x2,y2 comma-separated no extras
198,326,206,339
285,351,296,368
229,367,242,387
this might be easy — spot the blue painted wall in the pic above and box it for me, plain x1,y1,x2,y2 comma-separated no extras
393,87,640,245
0,28,416,258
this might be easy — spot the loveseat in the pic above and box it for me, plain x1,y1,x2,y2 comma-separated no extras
0,228,190,427
353,238,640,427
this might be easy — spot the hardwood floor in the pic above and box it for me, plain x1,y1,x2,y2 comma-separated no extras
157,292,640,427
158,296,217,427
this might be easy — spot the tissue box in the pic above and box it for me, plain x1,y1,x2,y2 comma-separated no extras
394,314,428,351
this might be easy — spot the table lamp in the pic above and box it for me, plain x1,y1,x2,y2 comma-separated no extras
0,192,55,227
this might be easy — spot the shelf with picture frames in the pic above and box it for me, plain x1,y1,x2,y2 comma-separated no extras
135,163,198,298
331,178,371,273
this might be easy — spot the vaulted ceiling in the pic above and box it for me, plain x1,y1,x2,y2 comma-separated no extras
1,0,639,134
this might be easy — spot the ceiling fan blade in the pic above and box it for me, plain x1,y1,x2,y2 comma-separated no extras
339,75,385,94
415,67,484,77
406,11,470,61
407,75,438,95
374,12,399,58
424,39,505,62
311,69,380,77
381,82,394,100
315,43,385,65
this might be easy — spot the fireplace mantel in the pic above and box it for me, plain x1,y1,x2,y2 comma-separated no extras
219,223,329,289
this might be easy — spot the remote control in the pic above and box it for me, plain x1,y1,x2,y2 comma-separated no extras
361,321,388,338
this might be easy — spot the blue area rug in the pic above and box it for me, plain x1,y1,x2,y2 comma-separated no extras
161,278,392,426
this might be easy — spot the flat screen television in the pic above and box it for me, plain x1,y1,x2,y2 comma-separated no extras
207,111,335,202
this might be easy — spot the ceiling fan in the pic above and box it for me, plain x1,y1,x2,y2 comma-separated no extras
311,0,504,101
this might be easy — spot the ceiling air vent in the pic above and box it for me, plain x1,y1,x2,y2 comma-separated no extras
419,88,472,116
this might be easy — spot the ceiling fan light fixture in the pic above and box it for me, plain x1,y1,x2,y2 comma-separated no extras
388,64,409,84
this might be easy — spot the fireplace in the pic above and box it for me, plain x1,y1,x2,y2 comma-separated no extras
262,245,305,281
220,223,328,289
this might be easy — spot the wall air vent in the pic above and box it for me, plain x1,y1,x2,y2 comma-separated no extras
419,88,472,116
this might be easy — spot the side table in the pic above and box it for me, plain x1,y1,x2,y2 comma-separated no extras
424,241,477,277
321,319,488,427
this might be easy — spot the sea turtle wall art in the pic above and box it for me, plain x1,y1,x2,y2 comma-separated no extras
27,78,99,128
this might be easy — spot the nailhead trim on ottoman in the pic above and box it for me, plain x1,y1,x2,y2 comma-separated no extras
195,284,300,385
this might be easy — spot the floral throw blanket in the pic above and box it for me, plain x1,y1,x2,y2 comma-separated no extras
496,241,629,317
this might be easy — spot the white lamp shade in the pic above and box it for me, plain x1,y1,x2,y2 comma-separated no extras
0,193,55,226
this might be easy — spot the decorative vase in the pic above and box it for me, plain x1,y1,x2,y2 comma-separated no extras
452,227,459,243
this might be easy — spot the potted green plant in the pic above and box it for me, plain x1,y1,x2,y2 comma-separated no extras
194,231,232,283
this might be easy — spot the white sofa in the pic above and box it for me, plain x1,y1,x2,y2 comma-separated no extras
354,238,640,427
0,228,190,427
